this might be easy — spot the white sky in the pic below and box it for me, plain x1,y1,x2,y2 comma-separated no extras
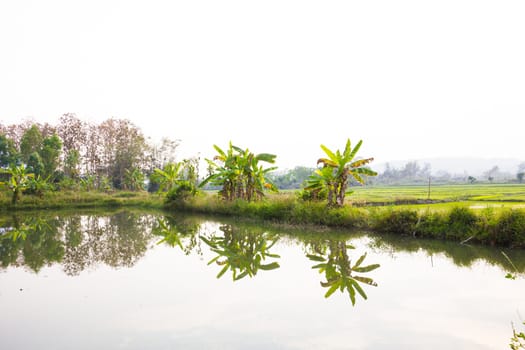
1,0,524,169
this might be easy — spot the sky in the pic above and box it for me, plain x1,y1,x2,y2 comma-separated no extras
1,0,524,170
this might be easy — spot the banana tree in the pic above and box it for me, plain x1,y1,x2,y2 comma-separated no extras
123,168,145,191
152,162,182,193
200,142,278,201
306,139,377,207
307,240,380,305
1,164,34,204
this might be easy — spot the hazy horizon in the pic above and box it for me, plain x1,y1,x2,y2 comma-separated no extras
1,1,524,170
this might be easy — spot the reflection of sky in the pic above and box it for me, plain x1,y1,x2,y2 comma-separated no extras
1,233,524,350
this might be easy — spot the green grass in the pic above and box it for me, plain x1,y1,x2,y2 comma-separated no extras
3,184,525,248
350,183,525,204
167,186,525,248
0,190,163,211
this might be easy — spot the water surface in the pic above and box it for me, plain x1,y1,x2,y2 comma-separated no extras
1,210,524,349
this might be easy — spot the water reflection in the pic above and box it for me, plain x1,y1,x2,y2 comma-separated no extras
307,240,379,304
0,212,153,275
200,224,280,280
1,210,524,281
152,217,202,255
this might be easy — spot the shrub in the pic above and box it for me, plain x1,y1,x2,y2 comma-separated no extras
416,211,447,239
493,210,525,247
297,188,327,202
446,207,479,241
166,181,197,203
374,209,419,235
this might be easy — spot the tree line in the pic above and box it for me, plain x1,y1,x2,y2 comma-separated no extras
1,115,379,207
0,114,181,195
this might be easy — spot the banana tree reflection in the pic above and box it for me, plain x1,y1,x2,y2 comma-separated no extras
307,240,379,305
200,224,280,281
152,216,202,255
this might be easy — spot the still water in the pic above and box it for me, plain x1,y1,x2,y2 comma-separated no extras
1,210,524,350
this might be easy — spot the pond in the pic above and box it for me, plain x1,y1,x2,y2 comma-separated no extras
1,210,524,350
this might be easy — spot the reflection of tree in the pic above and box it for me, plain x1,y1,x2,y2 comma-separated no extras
61,212,153,275
200,224,280,280
152,216,202,255
307,240,379,305
0,212,155,276
511,322,525,349
0,216,64,273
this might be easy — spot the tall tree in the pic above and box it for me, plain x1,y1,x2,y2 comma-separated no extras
20,125,43,163
0,134,19,167
40,134,62,180
305,139,377,207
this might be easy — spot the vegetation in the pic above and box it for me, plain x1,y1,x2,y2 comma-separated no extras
305,139,376,207
307,241,379,304
200,142,278,201
2,117,525,248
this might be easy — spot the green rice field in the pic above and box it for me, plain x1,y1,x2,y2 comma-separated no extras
348,184,525,211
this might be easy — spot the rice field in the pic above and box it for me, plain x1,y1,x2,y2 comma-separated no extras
349,184,525,209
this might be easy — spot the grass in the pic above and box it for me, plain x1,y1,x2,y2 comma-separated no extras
349,183,525,204
0,190,163,211
2,183,525,248
168,184,525,248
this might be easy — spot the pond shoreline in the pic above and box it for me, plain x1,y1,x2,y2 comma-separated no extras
2,190,524,248
167,195,525,249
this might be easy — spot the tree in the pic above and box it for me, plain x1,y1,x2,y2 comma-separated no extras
201,142,278,201
40,134,62,180
1,164,34,204
268,166,316,189
305,139,377,207
0,134,19,167
97,119,148,189
123,168,145,191
484,166,500,183
517,173,524,184
27,152,44,177
152,162,183,194
20,125,43,163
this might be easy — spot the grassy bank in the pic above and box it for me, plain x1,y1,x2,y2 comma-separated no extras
168,192,525,248
0,190,163,211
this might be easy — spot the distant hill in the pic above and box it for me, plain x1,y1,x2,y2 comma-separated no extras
376,157,523,177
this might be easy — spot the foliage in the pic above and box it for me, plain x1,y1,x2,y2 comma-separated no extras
1,164,34,204
26,175,53,198
373,209,419,235
152,159,200,202
305,139,376,207
201,142,278,201
0,134,19,167
27,152,44,177
495,210,525,247
510,323,525,350
19,124,43,163
166,181,197,202
40,134,62,180
446,207,479,240
123,168,145,191
152,162,182,193
268,166,315,189
297,187,328,202
200,224,280,280
307,241,379,305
